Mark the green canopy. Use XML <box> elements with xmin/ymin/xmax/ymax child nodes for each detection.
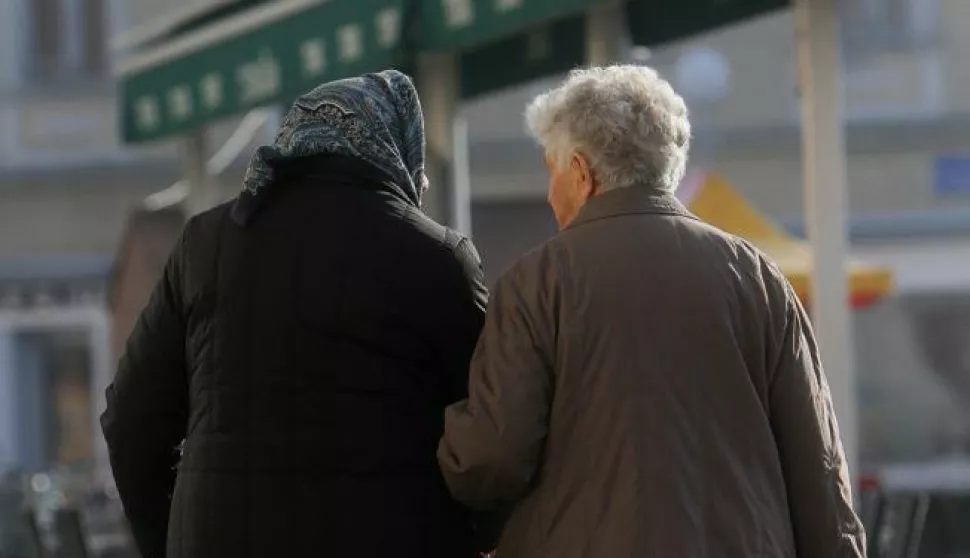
<box><xmin>117</xmin><ymin>0</ymin><xmax>788</xmax><ymax>144</ymax></box>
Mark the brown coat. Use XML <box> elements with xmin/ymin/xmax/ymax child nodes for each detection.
<box><xmin>439</xmin><ymin>187</ymin><xmax>865</xmax><ymax>558</ymax></box>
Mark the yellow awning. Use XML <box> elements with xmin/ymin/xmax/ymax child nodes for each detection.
<box><xmin>681</xmin><ymin>173</ymin><xmax>893</xmax><ymax>308</ymax></box>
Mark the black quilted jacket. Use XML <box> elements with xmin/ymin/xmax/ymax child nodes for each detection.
<box><xmin>101</xmin><ymin>155</ymin><xmax>488</xmax><ymax>558</ymax></box>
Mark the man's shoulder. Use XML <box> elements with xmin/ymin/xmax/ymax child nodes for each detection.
<box><xmin>715</xmin><ymin>227</ymin><xmax>790</xmax><ymax>287</ymax></box>
<box><xmin>493</xmin><ymin>236</ymin><xmax>561</xmax><ymax>295</ymax></box>
<box><xmin>557</xmin><ymin>208</ymin><xmax>792</xmax><ymax>296</ymax></box>
<box><xmin>689</xmin><ymin>221</ymin><xmax>795</xmax><ymax>308</ymax></box>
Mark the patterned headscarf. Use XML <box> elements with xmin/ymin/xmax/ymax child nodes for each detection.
<box><xmin>233</xmin><ymin>70</ymin><xmax>427</xmax><ymax>225</ymax></box>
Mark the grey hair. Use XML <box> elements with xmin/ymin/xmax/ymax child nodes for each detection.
<box><xmin>525</xmin><ymin>65</ymin><xmax>691</xmax><ymax>192</ymax></box>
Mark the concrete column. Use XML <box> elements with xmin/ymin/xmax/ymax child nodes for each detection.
<box><xmin>416</xmin><ymin>52</ymin><xmax>461</xmax><ymax>227</ymax></box>
<box><xmin>585</xmin><ymin>1</ymin><xmax>630</xmax><ymax>66</ymax></box>
<box><xmin>450</xmin><ymin>116</ymin><xmax>473</xmax><ymax>237</ymax></box>
<box><xmin>795</xmin><ymin>0</ymin><xmax>858</xmax><ymax>483</ymax></box>
<box><xmin>181</xmin><ymin>130</ymin><xmax>211</xmax><ymax>217</ymax></box>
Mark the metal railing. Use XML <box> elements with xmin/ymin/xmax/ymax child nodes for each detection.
<box><xmin>864</xmin><ymin>488</ymin><xmax>970</xmax><ymax>558</ymax></box>
<box><xmin>0</xmin><ymin>468</ymin><xmax>136</xmax><ymax>558</ymax></box>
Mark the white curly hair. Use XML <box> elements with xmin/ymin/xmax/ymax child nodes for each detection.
<box><xmin>525</xmin><ymin>65</ymin><xmax>691</xmax><ymax>193</ymax></box>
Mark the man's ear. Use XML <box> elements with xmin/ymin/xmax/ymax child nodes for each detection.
<box><xmin>571</xmin><ymin>152</ymin><xmax>596</xmax><ymax>200</ymax></box>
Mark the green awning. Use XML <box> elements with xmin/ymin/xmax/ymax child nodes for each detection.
<box><xmin>627</xmin><ymin>0</ymin><xmax>787</xmax><ymax>47</ymax></box>
<box><xmin>118</xmin><ymin>0</ymin><xmax>790</xmax><ymax>144</ymax></box>
<box><xmin>119</xmin><ymin>0</ymin><xmax>408</xmax><ymax>143</ymax></box>
<box><xmin>419</xmin><ymin>0</ymin><xmax>604</xmax><ymax>51</ymax></box>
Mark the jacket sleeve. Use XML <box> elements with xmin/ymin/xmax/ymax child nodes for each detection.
<box><xmin>443</xmin><ymin>237</ymin><xmax>489</xmax><ymax>404</ymax></box>
<box><xmin>769</xmin><ymin>288</ymin><xmax>866</xmax><ymax>558</ymax></box>
<box><xmin>445</xmin><ymin>237</ymin><xmax>512</xmax><ymax>551</ymax></box>
<box><xmin>438</xmin><ymin>268</ymin><xmax>552</xmax><ymax>510</ymax></box>
<box><xmin>101</xmin><ymin>229</ymin><xmax>190</xmax><ymax>558</ymax></box>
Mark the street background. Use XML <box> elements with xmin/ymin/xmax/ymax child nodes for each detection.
<box><xmin>1</xmin><ymin>0</ymin><xmax>970</xmax><ymax>556</ymax></box>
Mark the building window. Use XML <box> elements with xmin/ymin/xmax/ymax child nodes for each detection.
<box><xmin>29</xmin><ymin>0</ymin><xmax>62</xmax><ymax>80</ymax></box>
<box><xmin>27</xmin><ymin>0</ymin><xmax>107</xmax><ymax>82</ymax></box>
<box><xmin>841</xmin><ymin>0</ymin><xmax>941</xmax><ymax>58</ymax></box>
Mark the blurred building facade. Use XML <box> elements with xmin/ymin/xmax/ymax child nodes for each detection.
<box><xmin>460</xmin><ymin>0</ymin><xmax>970</xmax><ymax>466</ymax></box>
<box><xmin>2</xmin><ymin>0</ymin><xmax>969</xmax><ymax>476</ymax></box>
<box><xmin>0</xmin><ymin>0</ymin><xmax>169</xmax><ymax>477</ymax></box>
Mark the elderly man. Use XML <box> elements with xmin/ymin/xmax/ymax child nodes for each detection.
<box><xmin>438</xmin><ymin>65</ymin><xmax>865</xmax><ymax>558</ymax></box>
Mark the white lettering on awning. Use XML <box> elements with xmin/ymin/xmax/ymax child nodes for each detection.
<box><xmin>375</xmin><ymin>7</ymin><xmax>402</xmax><ymax>48</ymax></box>
<box><xmin>337</xmin><ymin>24</ymin><xmax>364</xmax><ymax>63</ymax></box>
<box><xmin>200</xmin><ymin>73</ymin><xmax>225</xmax><ymax>110</ymax></box>
<box><xmin>134</xmin><ymin>96</ymin><xmax>160</xmax><ymax>130</ymax></box>
<box><xmin>443</xmin><ymin>0</ymin><xmax>474</xmax><ymax>29</ymax></box>
<box><xmin>495</xmin><ymin>0</ymin><xmax>524</xmax><ymax>13</ymax></box>
<box><xmin>167</xmin><ymin>85</ymin><xmax>193</xmax><ymax>121</ymax></box>
<box><xmin>236</xmin><ymin>50</ymin><xmax>282</xmax><ymax>104</ymax></box>
<box><xmin>300</xmin><ymin>39</ymin><xmax>328</xmax><ymax>77</ymax></box>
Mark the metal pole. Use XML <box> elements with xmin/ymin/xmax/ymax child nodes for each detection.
<box><xmin>416</xmin><ymin>52</ymin><xmax>461</xmax><ymax>228</ymax></box>
<box><xmin>0</xmin><ymin>328</ymin><xmax>16</xmax><ymax>466</ymax></box>
<box><xmin>88</xmin><ymin>309</ymin><xmax>112</xmax><ymax>483</ymax></box>
<box><xmin>586</xmin><ymin>1</ymin><xmax>630</xmax><ymax>66</ymax></box>
<box><xmin>180</xmin><ymin>129</ymin><xmax>211</xmax><ymax>216</ymax></box>
<box><xmin>451</xmin><ymin>116</ymin><xmax>473</xmax><ymax>237</ymax></box>
<box><xmin>794</xmin><ymin>0</ymin><xmax>858</xmax><ymax>481</ymax></box>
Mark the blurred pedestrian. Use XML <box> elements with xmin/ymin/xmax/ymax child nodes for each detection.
<box><xmin>438</xmin><ymin>65</ymin><xmax>866</xmax><ymax>558</ymax></box>
<box><xmin>102</xmin><ymin>70</ymin><xmax>488</xmax><ymax>558</ymax></box>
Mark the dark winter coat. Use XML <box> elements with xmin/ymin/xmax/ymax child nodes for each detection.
<box><xmin>102</xmin><ymin>70</ymin><xmax>488</xmax><ymax>558</ymax></box>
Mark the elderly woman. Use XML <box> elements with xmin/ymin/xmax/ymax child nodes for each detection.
<box><xmin>438</xmin><ymin>65</ymin><xmax>865</xmax><ymax>558</ymax></box>
<box><xmin>102</xmin><ymin>71</ymin><xmax>487</xmax><ymax>558</ymax></box>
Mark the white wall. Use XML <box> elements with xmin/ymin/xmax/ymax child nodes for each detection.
<box><xmin>856</xmin><ymin>238</ymin><xmax>970</xmax><ymax>294</ymax></box>
<box><xmin>941</xmin><ymin>0</ymin><xmax>970</xmax><ymax>114</ymax></box>
<box><xmin>716</xmin><ymin>149</ymin><xmax>965</xmax><ymax>219</ymax></box>
<box><xmin>0</xmin><ymin>177</ymin><xmax>167</xmax><ymax>258</ymax></box>
<box><xmin>467</xmin><ymin>146</ymin><xmax>970</xmax><ymax>218</ymax></box>
<box><xmin>856</xmin><ymin>299</ymin><xmax>970</xmax><ymax>463</ymax></box>
<box><xmin>112</xmin><ymin>0</ymin><xmax>216</xmax><ymax>35</ymax></box>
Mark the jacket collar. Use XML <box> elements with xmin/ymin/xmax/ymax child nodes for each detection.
<box><xmin>231</xmin><ymin>153</ymin><xmax>414</xmax><ymax>227</ymax></box>
<box><xmin>567</xmin><ymin>186</ymin><xmax>697</xmax><ymax>230</ymax></box>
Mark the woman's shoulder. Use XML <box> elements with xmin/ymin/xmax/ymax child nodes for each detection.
<box><xmin>176</xmin><ymin>201</ymin><xmax>233</xmax><ymax>277</ymax></box>
<box><xmin>395</xmin><ymin>203</ymin><xmax>472</xmax><ymax>252</ymax></box>
<box><xmin>184</xmin><ymin>200</ymin><xmax>233</xmax><ymax>237</ymax></box>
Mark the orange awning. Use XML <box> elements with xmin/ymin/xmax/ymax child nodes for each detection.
<box><xmin>678</xmin><ymin>172</ymin><xmax>893</xmax><ymax>309</ymax></box>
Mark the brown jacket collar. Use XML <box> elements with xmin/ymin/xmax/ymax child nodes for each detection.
<box><xmin>567</xmin><ymin>186</ymin><xmax>697</xmax><ymax>230</ymax></box>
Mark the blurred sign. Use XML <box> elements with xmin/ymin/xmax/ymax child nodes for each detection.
<box><xmin>420</xmin><ymin>0</ymin><xmax>603</xmax><ymax>51</ymax></box>
<box><xmin>934</xmin><ymin>155</ymin><xmax>970</xmax><ymax>197</ymax></box>
<box><xmin>460</xmin><ymin>15</ymin><xmax>585</xmax><ymax>99</ymax></box>
<box><xmin>120</xmin><ymin>0</ymin><xmax>407</xmax><ymax>143</ymax></box>
<box><xmin>627</xmin><ymin>0</ymin><xmax>786</xmax><ymax>47</ymax></box>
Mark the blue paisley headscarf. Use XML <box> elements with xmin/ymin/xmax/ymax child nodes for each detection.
<box><xmin>232</xmin><ymin>70</ymin><xmax>427</xmax><ymax>225</ymax></box>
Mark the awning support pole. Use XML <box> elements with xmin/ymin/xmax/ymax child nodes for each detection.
<box><xmin>795</xmin><ymin>0</ymin><xmax>859</xmax><ymax>483</ymax></box>
<box><xmin>181</xmin><ymin>129</ymin><xmax>211</xmax><ymax>216</ymax></box>
<box><xmin>451</xmin><ymin>116</ymin><xmax>473</xmax><ymax>237</ymax></box>
<box><xmin>417</xmin><ymin>53</ymin><xmax>466</xmax><ymax>231</ymax></box>
<box><xmin>586</xmin><ymin>1</ymin><xmax>630</xmax><ymax>65</ymax></box>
